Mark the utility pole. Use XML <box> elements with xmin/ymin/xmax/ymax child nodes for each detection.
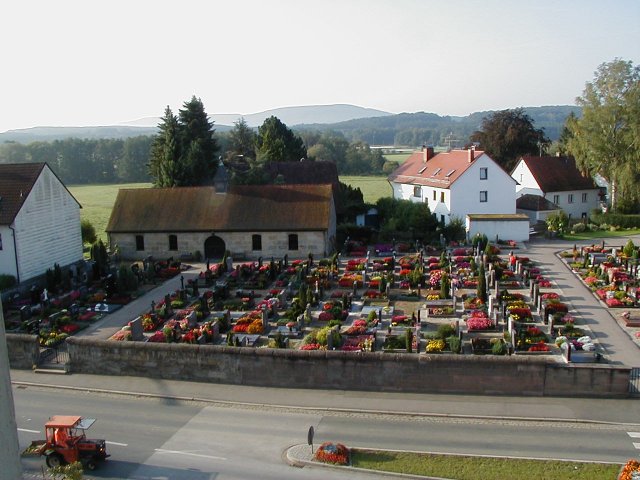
<box><xmin>0</xmin><ymin>299</ymin><xmax>22</xmax><ymax>478</ymax></box>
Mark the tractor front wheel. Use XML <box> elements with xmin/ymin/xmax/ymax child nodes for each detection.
<box><xmin>85</xmin><ymin>459</ymin><xmax>97</xmax><ymax>471</ymax></box>
<box><xmin>46</xmin><ymin>453</ymin><xmax>64</xmax><ymax>468</ymax></box>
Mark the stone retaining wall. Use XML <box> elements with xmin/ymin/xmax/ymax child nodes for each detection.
<box><xmin>6</xmin><ymin>334</ymin><xmax>39</xmax><ymax>369</ymax></box>
<box><xmin>65</xmin><ymin>337</ymin><xmax>631</xmax><ymax>398</ymax></box>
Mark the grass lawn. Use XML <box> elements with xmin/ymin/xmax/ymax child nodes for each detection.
<box><xmin>561</xmin><ymin>228</ymin><xmax>640</xmax><ymax>242</ymax></box>
<box><xmin>69</xmin><ymin>183</ymin><xmax>152</xmax><ymax>241</ymax></box>
<box><xmin>351</xmin><ymin>450</ymin><xmax>621</xmax><ymax>480</ymax></box>
<box><xmin>339</xmin><ymin>175</ymin><xmax>391</xmax><ymax>204</ymax></box>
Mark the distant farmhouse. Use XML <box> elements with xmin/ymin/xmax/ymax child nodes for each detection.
<box><xmin>387</xmin><ymin>147</ymin><xmax>529</xmax><ymax>241</ymax></box>
<box><xmin>0</xmin><ymin>163</ymin><xmax>82</xmax><ymax>283</ymax></box>
<box><xmin>107</xmin><ymin>183</ymin><xmax>336</xmax><ymax>261</ymax></box>
<box><xmin>511</xmin><ymin>155</ymin><xmax>603</xmax><ymax>222</ymax></box>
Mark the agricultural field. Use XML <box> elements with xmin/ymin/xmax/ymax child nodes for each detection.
<box><xmin>340</xmin><ymin>175</ymin><xmax>392</xmax><ymax>204</ymax></box>
<box><xmin>383</xmin><ymin>152</ymin><xmax>412</xmax><ymax>164</ymax></box>
<box><xmin>69</xmin><ymin>183</ymin><xmax>151</xmax><ymax>241</ymax></box>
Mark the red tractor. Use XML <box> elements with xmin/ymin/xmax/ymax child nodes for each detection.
<box><xmin>24</xmin><ymin>415</ymin><xmax>109</xmax><ymax>470</ymax></box>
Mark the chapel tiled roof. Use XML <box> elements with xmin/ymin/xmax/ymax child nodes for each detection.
<box><xmin>516</xmin><ymin>194</ymin><xmax>559</xmax><ymax>212</ymax></box>
<box><xmin>387</xmin><ymin>149</ymin><xmax>484</xmax><ymax>188</ymax></box>
<box><xmin>518</xmin><ymin>156</ymin><xmax>598</xmax><ymax>192</ymax></box>
<box><xmin>0</xmin><ymin>162</ymin><xmax>46</xmax><ymax>225</ymax></box>
<box><xmin>106</xmin><ymin>184</ymin><xmax>333</xmax><ymax>233</ymax></box>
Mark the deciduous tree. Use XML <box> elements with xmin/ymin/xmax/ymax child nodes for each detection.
<box><xmin>565</xmin><ymin>59</ymin><xmax>640</xmax><ymax>212</ymax></box>
<box><xmin>470</xmin><ymin>108</ymin><xmax>549</xmax><ymax>172</ymax></box>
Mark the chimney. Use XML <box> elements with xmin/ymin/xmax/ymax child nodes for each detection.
<box><xmin>422</xmin><ymin>145</ymin><xmax>434</xmax><ymax>163</ymax></box>
<box><xmin>468</xmin><ymin>145</ymin><xmax>475</xmax><ymax>163</ymax></box>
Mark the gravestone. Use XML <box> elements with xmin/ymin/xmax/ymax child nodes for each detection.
<box><xmin>186</xmin><ymin>310</ymin><xmax>197</xmax><ymax>327</ymax></box>
<box><xmin>129</xmin><ymin>316</ymin><xmax>144</xmax><ymax>341</ymax></box>
<box><xmin>226</xmin><ymin>256</ymin><xmax>234</xmax><ymax>272</ymax></box>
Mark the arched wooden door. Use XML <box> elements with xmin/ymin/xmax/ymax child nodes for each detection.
<box><xmin>204</xmin><ymin>235</ymin><xmax>226</xmax><ymax>260</ymax></box>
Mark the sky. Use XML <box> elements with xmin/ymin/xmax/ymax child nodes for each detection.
<box><xmin>1</xmin><ymin>0</ymin><xmax>639</xmax><ymax>132</ymax></box>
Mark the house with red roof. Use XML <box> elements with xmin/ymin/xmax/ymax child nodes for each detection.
<box><xmin>511</xmin><ymin>155</ymin><xmax>603</xmax><ymax>222</ymax></box>
<box><xmin>0</xmin><ymin>163</ymin><xmax>82</xmax><ymax>283</ymax></box>
<box><xmin>388</xmin><ymin>147</ymin><xmax>528</xmax><ymax>241</ymax></box>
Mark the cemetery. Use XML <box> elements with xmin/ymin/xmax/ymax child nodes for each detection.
<box><xmin>4</xmin><ymin>235</ymin><xmax>634</xmax><ymax>396</ymax></box>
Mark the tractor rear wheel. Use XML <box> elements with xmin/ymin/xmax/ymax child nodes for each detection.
<box><xmin>85</xmin><ymin>459</ymin><xmax>97</xmax><ymax>471</ymax></box>
<box><xmin>46</xmin><ymin>453</ymin><xmax>64</xmax><ymax>468</ymax></box>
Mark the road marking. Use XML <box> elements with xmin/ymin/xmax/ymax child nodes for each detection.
<box><xmin>154</xmin><ymin>448</ymin><xmax>226</xmax><ymax>461</ymax></box>
<box><xmin>106</xmin><ymin>441</ymin><xmax>128</xmax><ymax>446</ymax></box>
<box><xmin>628</xmin><ymin>432</ymin><xmax>640</xmax><ymax>438</ymax></box>
<box><xmin>18</xmin><ymin>428</ymin><xmax>40</xmax><ymax>434</ymax></box>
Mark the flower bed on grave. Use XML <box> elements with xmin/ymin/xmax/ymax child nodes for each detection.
<box><xmin>398</xmin><ymin>255</ymin><xmax>419</xmax><ymax>270</ymax></box>
<box><xmin>506</xmin><ymin>302</ymin><xmax>533</xmax><ymax>323</ymax></box>
<box><xmin>345</xmin><ymin>258</ymin><xmax>366</xmax><ymax>272</ymax></box>
<box><xmin>515</xmin><ymin>326</ymin><xmax>548</xmax><ymax>351</ymax></box>
<box><xmin>466</xmin><ymin>311</ymin><xmax>494</xmax><ymax>331</ymax></box>
<box><xmin>232</xmin><ymin>310</ymin><xmax>263</xmax><ymax>334</ymax></box>
<box><xmin>300</xmin><ymin>326</ymin><xmax>341</xmax><ymax>350</ymax></box>
<box><xmin>463</xmin><ymin>295</ymin><xmax>485</xmax><ymax>311</ymax></box>
<box><xmin>340</xmin><ymin>334</ymin><xmax>374</xmax><ymax>352</ymax></box>
<box><xmin>338</xmin><ymin>273</ymin><xmax>363</xmax><ymax>288</ymax></box>
<box><xmin>371</xmin><ymin>257</ymin><xmax>393</xmax><ymax>271</ymax></box>
<box><xmin>471</xmin><ymin>337</ymin><xmax>505</xmax><ymax>355</ymax></box>
<box><xmin>427</xmin><ymin>306</ymin><xmax>455</xmax><ymax>317</ymax></box>
<box><xmin>428</xmin><ymin>269</ymin><xmax>444</xmax><ymax>288</ymax></box>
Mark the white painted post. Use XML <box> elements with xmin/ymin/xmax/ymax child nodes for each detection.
<box><xmin>0</xmin><ymin>299</ymin><xmax>22</xmax><ymax>478</ymax></box>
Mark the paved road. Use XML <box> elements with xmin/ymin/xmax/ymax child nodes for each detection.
<box><xmin>522</xmin><ymin>236</ymin><xmax>640</xmax><ymax>367</ymax></box>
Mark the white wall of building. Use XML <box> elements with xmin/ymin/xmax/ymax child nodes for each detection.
<box><xmin>0</xmin><ymin>226</ymin><xmax>18</xmax><ymax>280</ymax></box>
<box><xmin>450</xmin><ymin>154</ymin><xmax>517</xmax><ymax>222</ymax></box>
<box><xmin>466</xmin><ymin>217</ymin><xmax>530</xmax><ymax>242</ymax></box>
<box><xmin>12</xmin><ymin>166</ymin><xmax>82</xmax><ymax>281</ymax></box>
<box><xmin>543</xmin><ymin>190</ymin><xmax>600</xmax><ymax>221</ymax></box>
<box><xmin>511</xmin><ymin>159</ymin><xmax>540</xmax><ymax>195</ymax></box>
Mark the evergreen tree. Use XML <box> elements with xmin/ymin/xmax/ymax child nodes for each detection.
<box><xmin>149</xmin><ymin>97</ymin><xmax>219</xmax><ymax>187</ymax></box>
<box><xmin>256</xmin><ymin>116</ymin><xmax>307</xmax><ymax>162</ymax></box>
<box><xmin>477</xmin><ymin>264</ymin><xmax>487</xmax><ymax>303</ymax></box>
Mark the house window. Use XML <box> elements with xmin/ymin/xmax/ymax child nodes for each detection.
<box><xmin>440</xmin><ymin>214</ymin><xmax>445</xmax><ymax>224</ymax></box>
<box><xmin>581</xmin><ymin>212</ymin><xmax>588</xmax><ymax>219</ymax></box>
<box><xmin>0</xmin><ymin>233</ymin><xmax>2</xmax><ymax>250</ymax></box>
<box><xmin>568</xmin><ymin>194</ymin><xmax>574</xmax><ymax>204</ymax></box>
<box><xmin>288</xmin><ymin>234</ymin><xmax>299</xmax><ymax>251</ymax></box>
<box><xmin>480</xmin><ymin>167</ymin><xmax>488</xmax><ymax>180</ymax></box>
<box><xmin>433</xmin><ymin>190</ymin><xmax>436</xmax><ymax>201</ymax></box>
<box><xmin>168</xmin><ymin>234</ymin><xmax>178</xmax><ymax>251</ymax></box>
<box><xmin>252</xmin><ymin>234</ymin><xmax>262</xmax><ymax>251</ymax></box>
<box><xmin>440</xmin><ymin>191</ymin><xmax>445</xmax><ymax>202</ymax></box>
<box><xmin>582</xmin><ymin>193</ymin><xmax>588</xmax><ymax>203</ymax></box>
<box><xmin>480</xmin><ymin>191</ymin><xmax>488</xmax><ymax>202</ymax></box>
<box><xmin>413</xmin><ymin>186</ymin><xmax>421</xmax><ymax>197</ymax></box>
<box><xmin>135</xmin><ymin>235</ymin><xmax>144</xmax><ymax>251</ymax></box>
<box><xmin>553</xmin><ymin>194</ymin><xmax>560</xmax><ymax>205</ymax></box>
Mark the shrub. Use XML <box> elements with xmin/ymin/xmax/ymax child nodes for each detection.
<box><xmin>0</xmin><ymin>274</ymin><xmax>17</xmax><ymax>291</ymax></box>
<box><xmin>447</xmin><ymin>335</ymin><xmax>461</xmax><ymax>353</ymax></box>
<box><xmin>437</xmin><ymin>323</ymin><xmax>456</xmax><ymax>339</ymax></box>
<box><xmin>571</xmin><ymin>222</ymin><xmax>586</xmax><ymax>233</ymax></box>
<box><xmin>491</xmin><ymin>338</ymin><xmax>507</xmax><ymax>355</ymax></box>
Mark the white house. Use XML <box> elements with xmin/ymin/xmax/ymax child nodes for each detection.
<box><xmin>388</xmin><ymin>146</ymin><xmax>517</xmax><ymax>216</ymax></box>
<box><xmin>511</xmin><ymin>156</ymin><xmax>602</xmax><ymax>221</ymax></box>
<box><xmin>0</xmin><ymin>163</ymin><xmax>83</xmax><ymax>283</ymax></box>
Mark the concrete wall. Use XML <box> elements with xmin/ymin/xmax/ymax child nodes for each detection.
<box><xmin>6</xmin><ymin>334</ymin><xmax>39</xmax><ymax>369</ymax></box>
<box><xmin>64</xmin><ymin>338</ymin><xmax>631</xmax><ymax>398</ymax></box>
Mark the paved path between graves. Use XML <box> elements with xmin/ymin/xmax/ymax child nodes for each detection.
<box><xmin>77</xmin><ymin>263</ymin><xmax>207</xmax><ymax>340</ymax></box>
<box><xmin>521</xmin><ymin>235</ymin><xmax>640</xmax><ymax>368</ymax></box>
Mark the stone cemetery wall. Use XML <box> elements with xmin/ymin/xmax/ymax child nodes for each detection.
<box><xmin>65</xmin><ymin>338</ymin><xmax>631</xmax><ymax>398</ymax></box>
<box><xmin>112</xmin><ymin>230</ymin><xmax>329</xmax><ymax>261</ymax></box>
<box><xmin>6</xmin><ymin>333</ymin><xmax>40</xmax><ymax>369</ymax></box>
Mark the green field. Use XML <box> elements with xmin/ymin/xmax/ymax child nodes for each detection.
<box><xmin>69</xmin><ymin>183</ymin><xmax>151</xmax><ymax>241</ymax></box>
<box><xmin>340</xmin><ymin>175</ymin><xmax>392</xmax><ymax>204</ymax></box>
<box><xmin>383</xmin><ymin>152</ymin><xmax>412</xmax><ymax>164</ymax></box>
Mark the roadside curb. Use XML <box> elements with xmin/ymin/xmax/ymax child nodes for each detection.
<box><xmin>12</xmin><ymin>379</ymin><xmax>640</xmax><ymax>427</ymax></box>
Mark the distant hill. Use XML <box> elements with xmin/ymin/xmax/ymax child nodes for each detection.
<box><xmin>0</xmin><ymin>104</ymin><xmax>579</xmax><ymax>145</ymax></box>
<box><xmin>120</xmin><ymin>104</ymin><xmax>392</xmax><ymax>128</ymax></box>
